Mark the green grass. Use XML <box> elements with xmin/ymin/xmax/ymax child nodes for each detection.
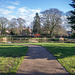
<box><xmin>28</xmin><ymin>43</ymin><xmax>75</xmax><ymax>75</ymax></box>
<box><xmin>0</xmin><ymin>44</ymin><xmax>28</xmax><ymax>75</ymax></box>
<box><xmin>0</xmin><ymin>43</ymin><xmax>75</xmax><ymax>75</ymax></box>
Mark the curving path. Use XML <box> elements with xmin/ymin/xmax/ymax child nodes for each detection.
<box><xmin>16</xmin><ymin>44</ymin><xmax>69</xmax><ymax>75</ymax></box>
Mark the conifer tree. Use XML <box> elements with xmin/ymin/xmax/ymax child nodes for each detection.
<box><xmin>68</xmin><ymin>0</ymin><xmax>75</xmax><ymax>37</ymax></box>
<box><xmin>33</xmin><ymin>13</ymin><xmax>41</xmax><ymax>34</ymax></box>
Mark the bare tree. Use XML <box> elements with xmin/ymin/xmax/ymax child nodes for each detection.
<box><xmin>8</xmin><ymin>18</ymin><xmax>19</xmax><ymax>35</ymax></box>
<box><xmin>41</xmin><ymin>8</ymin><xmax>64</xmax><ymax>37</ymax></box>
<box><xmin>17</xmin><ymin>18</ymin><xmax>26</xmax><ymax>35</ymax></box>
<box><xmin>8</xmin><ymin>18</ymin><xmax>26</xmax><ymax>35</ymax></box>
<box><xmin>0</xmin><ymin>17</ymin><xmax>8</xmax><ymax>35</ymax></box>
<box><xmin>8</xmin><ymin>18</ymin><xmax>17</xmax><ymax>28</ymax></box>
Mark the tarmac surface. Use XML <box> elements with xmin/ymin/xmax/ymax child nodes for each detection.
<box><xmin>16</xmin><ymin>44</ymin><xmax>69</xmax><ymax>75</ymax></box>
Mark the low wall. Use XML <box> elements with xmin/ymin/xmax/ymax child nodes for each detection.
<box><xmin>0</xmin><ymin>37</ymin><xmax>75</xmax><ymax>43</ymax></box>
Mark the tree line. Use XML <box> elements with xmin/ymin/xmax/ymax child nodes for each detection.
<box><xmin>0</xmin><ymin>9</ymin><xmax>70</xmax><ymax>37</ymax></box>
<box><xmin>0</xmin><ymin>0</ymin><xmax>75</xmax><ymax>38</ymax></box>
<box><xmin>0</xmin><ymin>18</ymin><xmax>26</xmax><ymax>35</ymax></box>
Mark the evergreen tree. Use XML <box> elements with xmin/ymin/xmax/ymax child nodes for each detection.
<box><xmin>33</xmin><ymin>13</ymin><xmax>41</xmax><ymax>34</ymax></box>
<box><xmin>68</xmin><ymin>0</ymin><xmax>75</xmax><ymax>37</ymax></box>
<box><xmin>0</xmin><ymin>24</ymin><xmax>1</xmax><ymax>35</ymax></box>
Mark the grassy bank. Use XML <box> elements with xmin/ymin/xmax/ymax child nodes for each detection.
<box><xmin>28</xmin><ymin>43</ymin><xmax>75</xmax><ymax>75</ymax></box>
<box><xmin>0</xmin><ymin>44</ymin><xmax>28</xmax><ymax>75</ymax></box>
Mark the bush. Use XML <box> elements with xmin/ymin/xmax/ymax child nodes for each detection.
<box><xmin>71</xmin><ymin>33</ymin><xmax>75</xmax><ymax>38</ymax></box>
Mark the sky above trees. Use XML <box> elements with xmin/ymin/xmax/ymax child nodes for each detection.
<box><xmin>0</xmin><ymin>0</ymin><xmax>73</xmax><ymax>26</ymax></box>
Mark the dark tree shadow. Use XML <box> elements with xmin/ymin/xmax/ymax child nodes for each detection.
<box><xmin>0</xmin><ymin>72</ymin><xmax>69</xmax><ymax>75</ymax></box>
<box><xmin>0</xmin><ymin>45</ymin><xmax>28</xmax><ymax>57</ymax></box>
<box><xmin>45</xmin><ymin>45</ymin><xmax>75</xmax><ymax>59</ymax></box>
<box><xmin>0</xmin><ymin>44</ymin><xmax>75</xmax><ymax>59</ymax></box>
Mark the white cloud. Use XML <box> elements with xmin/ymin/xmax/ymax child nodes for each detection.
<box><xmin>0</xmin><ymin>6</ymin><xmax>41</xmax><ymax>26</ymax></box>
<box><xmin>18</xmin><ymin>7</ymin><xmax>41</xmax><ymax>26</ymax></box>
<box><xmin>12</xmin><ymin>2</ymin><xmax>19</xmax><ymax>5</ymax></box>
<box><xmin>61</xmin><ymin>15</ymin><xmax>67</xmax><ymax>24</ymax></box>
<box><xmin>29</xmin><ymin>9</ymin><xmax>41</xmax><ymax>13</ymax></box>
<box><xmin>6</xmin><ymin>1</ymin><xmax>20</xmax><ymax>5</ymax></box>
<box><xmin>18</xmin><ymin>7</ymin><xmax>28</xmax><ymax>13</ymax></box>
<box><xmin>6</xmin><ymin>6</ymin><xmax>16</xmax><ymax>10</ymax></box>
<box><xmin>5</xmin><ymin>15</ymin><xmax>17</xmax><ymax>20</ymax></box>
<box><xmin>0</xmin><ymin>8</ymin><xmax>12</xmax><ymax>15</ymax></box>
<box><xmin>61</xmin><ymin>15</ymin><xmax>67</xmax><ymax>20</ymax></box>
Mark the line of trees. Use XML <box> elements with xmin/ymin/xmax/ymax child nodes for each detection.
<box><xmin>0</xmin><ymin>17</ymin><xmax>26</xmax><ymax>35</ymax></box>
<box><xmin>0</xmin><ymin>0</ymin><xmax>74</xmax><ymax>38</ymax></box>
<box><xmin>0</xmin><ymin>9</ymin><xmax>70</xmax><ymax>37</ymax></box>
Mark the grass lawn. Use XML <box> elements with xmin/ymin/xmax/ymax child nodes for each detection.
<box><xmin>0</xmin><ymin>44</ymin><xmax>28</xmax><ymax>75</ymax></box>
<box><xmin>28</xmin><ymin>43</ymin><xmax>75</xmax><ymax>75</ymax></box>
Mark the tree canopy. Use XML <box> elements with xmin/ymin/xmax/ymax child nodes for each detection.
<box><xmin>41</xmin><ymin>8</ymin><xmax>65</xmax><ymax>37</ymax></box>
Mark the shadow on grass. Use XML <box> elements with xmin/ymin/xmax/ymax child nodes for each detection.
<box><xmin>0</xmin><ymin>45</ymin><xmax>28</xmax><ymax>57</ymax></box>
<box><xmin>0</xmin><ymin>44</ymin><xmax>75</xmax><ymax>59</ymax></box>
<box><xmin>45</xmin><ymin>46</ymin><xmax>75</xmax><ymax>59</ymax></box>
<box><xmin>0</xmin><ymin>72</ymin><xmax>69</xmax><ymax>75</ymax></box>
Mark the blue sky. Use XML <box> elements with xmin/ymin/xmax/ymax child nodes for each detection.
<box><xmin>0</xmin><ymin>0</ymin><xmax>73</xmax><ymax>26</ymax></box>
<box><xmin>20</xmin><ymin>0</ymin><xmax>72</xmax><ymax>12</ymax></box>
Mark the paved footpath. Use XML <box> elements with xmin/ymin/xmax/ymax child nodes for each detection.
<box><xmin>16</xmin><ymin>44</ymin><xmax>69</xmax><ymax>75</ymax></box>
